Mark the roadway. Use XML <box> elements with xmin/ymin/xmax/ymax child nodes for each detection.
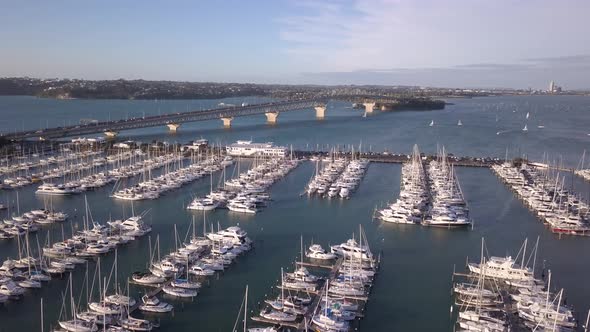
<box><xmin>1</xmin><ymin>99</ymin><xmax>323</xmax><ymax>140</ymax></box>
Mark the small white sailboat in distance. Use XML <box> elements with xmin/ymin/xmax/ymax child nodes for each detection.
<box><xmin>526</xmin><ymin>112</ymin><xmax>530</xmax><ymax>119</ymax></box>
<box><xmin>457</xmin><ymin>120</ymin><xmax>463</xmax><ymax>126</ymax></box>
<box><xmin>522</xmin><ymin>124</ymin><xmax>528</xmax><ymax>132</ymax></box>
<box><xmin>429</xmin><ymin>120</ymin><xmax>434</xmax><ymax>127</ymax></box>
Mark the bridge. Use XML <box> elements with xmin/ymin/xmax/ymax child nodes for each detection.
<box><xmin>0</xmin><ymin>95</ymin><xmax>402</xmax><ymax>140</ymax></box>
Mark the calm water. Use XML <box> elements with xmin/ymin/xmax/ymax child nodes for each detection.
<box><xmin>0</xmin><ymin>95</ymin><xmax>590</xmax><ymax>331</ymax></box>
<box><xmin>1</xmin><ymin>95</ymin><xmax>589</xmax><ymax>166</ymax></box>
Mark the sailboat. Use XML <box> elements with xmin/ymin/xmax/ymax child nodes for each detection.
<box><xmin>311</xmin><ymin>280</ymin><xmax>349</xmax><ymax>332</ymax></box>
<box><xmin>59</xmin><ymin>274</ymin><xmax>98</xmax><ymax>332</ymax></box>
<box><xmin>457</xmin><ymin>120</ymin><xmax>463</xmax><ymax>126</ymax></box>
<box><xmin>429</xmin><ymin>120</ymin><xmax>434</xmax><ymax>127</ymax></box>
<box><xmin>234</xmin><ymin>285</ymin><xmax>278</xmax><ymax>332</ymax></box>
<box><xmin>526</xmin><ymin>112</ymin><xmax>530</xmax><ymax>119</ymax></box>
<box><xmin>523</xmin><ymin>124</ymin><xmax>528</xmax><ymax>132</ymax></box>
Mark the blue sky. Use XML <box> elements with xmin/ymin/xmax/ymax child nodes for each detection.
<box><xmin>1</xmin><ymin>0</ymin><xmax>589</xmax><ymax>88</ymax></box>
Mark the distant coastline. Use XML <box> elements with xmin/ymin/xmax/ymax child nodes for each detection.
<box><xmin>1</xmin><ymin>77</ymin><xmax>588</xmax><ymax>102</ymax></box>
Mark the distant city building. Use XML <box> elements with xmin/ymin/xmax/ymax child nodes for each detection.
<box><xmin>548</xmin><ymin>80</ymin><xmax>562</xmax><ymax>94</ymax></box>
<box><xmin>226</xmin><ymin>140</ymin><xmax>287</xmax><ymax>157</ymax></box>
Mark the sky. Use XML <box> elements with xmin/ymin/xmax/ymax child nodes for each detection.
<box><xmin>1</xmin><ymin>0</ymin><xmax>589</xmax><ymax>89</ymax></box>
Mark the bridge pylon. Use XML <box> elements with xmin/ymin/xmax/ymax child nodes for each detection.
<box><xmin>265</xmin><ymin>112</ymin><xmax>279</xmax><ymax>124</ymax></box>
<box><xmin>166</xmin><ymin>123</ymin><xmax>181</xmax><ymax>132</ymax></box>
<box><xmin>314</xmin><ymin>106</ymin><xmax>326</xmax><ymax>119</ymax></box>
<box><xmin>104</xmin><ymin>131</ymin><xmax>118</xmax><ymax>138</ymax></box>
<box><xmin>363</xmin><ymin>102</ymin><xmax>376</xmax><ymax>113</ymax></box>
<box><xmin>221</xmin><ymin>117</ymin><xmax>234</xmax><ymax>128</ymax></box>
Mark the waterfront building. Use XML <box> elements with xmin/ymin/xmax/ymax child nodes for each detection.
<box><xmin>226</xmin><ymin>140</ymin><xmax>287</xmax><ymax>157</ymax></box>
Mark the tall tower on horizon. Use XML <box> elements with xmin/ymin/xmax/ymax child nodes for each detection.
<box><xmin>549</xmin><ymin>81</ymin><xmax>555</xmax><ymax>93</ymax></box>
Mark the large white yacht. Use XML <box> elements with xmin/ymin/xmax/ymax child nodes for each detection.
<box><xmin>186</xmin><ymin>197</ymin><xmax>220</xmax><ymax>211</ymax></box>
<box><xmin>306</xmin><ymin>244</ymin><xmax>337</xmax><ymax>260</ymax></box>
<box><xmin>330</xmin><ymin>238</ymin><xmax>373</xmax><ymax>261</ymax></box>
<box><xmin>36</xmin><ymin>183</ymin><xmax>78</xmax><ymax>195</ymax></box>
<box><xmin>468</xmin><ymin>256</ymin><xmax>535</xmax><ymax>281</ymax></box>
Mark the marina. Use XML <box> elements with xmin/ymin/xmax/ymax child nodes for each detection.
<box><xmin>2</xmin><ymin>149</ymin><xmax>105</xmax><ymax>189</ymax></box>
<box><xmin>187</xmin><ymin>153</ymin><xmax>300</xmax><ymax>214</ymax></box>
<box><xmin>2</xmin><ymin>0</ymin><xmax>590</xmax><ymax>327</ymax></box>
<box><xmin>375</xmin><ymin>145</ymin><xmax>471</xmax><ymax>228</ymax></box>
<box><xmin>452</xmin><ymin>238</ymin><xmax>581</xmax><ymax>331</ymax></box>
<box><xmin>112</xmin><ymin>152</ymin><xmax>232</xmax><ymax>201</ymax></box>
<box><xmin>305</xmin><ymin>151</ymin><xmax>369</xmax><ymax>199</ymax></box>
<box><xmin>492</xmin><ymin>162</ymin><xmax>590</xmax><ymax>236</ymax></box>
<box><xmin>251</xmin><ymin>228</ymin><xmax>378</xmax><ymax>331</ymax></box>
<box><xmin>0</xmin><ymin>95</ymin><xmax>589</xmax><ymax>331</ymax></box>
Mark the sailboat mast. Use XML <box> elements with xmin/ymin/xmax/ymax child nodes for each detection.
<box><xmin>243</xmin><ymin>285</ymin><xmax>248</xmax><ymax>332</ymax></box>
<box><xmin>300</xmin><ymin>235</ymin><xmax>303</xmax><ymax>265</ymax></box>
<box><xmin>40</xmin><ymin>297</ymin><xmax>44</xmax><ymax>332</ymax></box>
<box><xmin>521</xmin><ymin>238</ymin><xmax>527</xmax><ymax>268</ymax></box>
<box><xmin>281</xmin><ymin>268</ymin><xmax>284</xmax><ymax>301</ymax></box>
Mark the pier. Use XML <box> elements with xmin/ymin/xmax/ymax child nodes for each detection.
<box><xmin>252</xmin><ymin>253</ymin><xmax>376</xmax><ymax>331</ymax></box>
<box><xmin>252</xmin><ymin>258</ymin><xmax>346</xmax><ymax>330</ymax></box>
<box><xmin>292</xmin><ymin>150</ymin><xmax>503</xmax><ymax>168</ymax></box>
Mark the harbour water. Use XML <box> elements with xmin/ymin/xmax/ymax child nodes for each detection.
<box><xmin>1</xmin><ymin>95</ymin><xmax>589</xmax><ymax>167</ymax></box>
<box><xmin>0</xmin><ymin>95</ymin><xmax>590</xmax><ymax>331</ymax></box>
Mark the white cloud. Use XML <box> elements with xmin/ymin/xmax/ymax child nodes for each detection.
<box><xmin>278</xmin><ymin>0</ymin><xmax>590</xmax><ymax>76</ymax></box>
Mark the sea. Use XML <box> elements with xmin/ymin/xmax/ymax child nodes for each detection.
<box><xmin>0</xmin><ymin>95</ymin><xmax>589</xmax><ymax>331</ymax></box>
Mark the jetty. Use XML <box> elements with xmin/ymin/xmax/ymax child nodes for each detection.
<box><xmin>252</xmin><ymin>239</ymin><xmax>379</xmax><ymax>331</ymax></box>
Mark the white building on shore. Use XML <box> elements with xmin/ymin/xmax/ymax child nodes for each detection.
<box><xmin>226</xmin><ymin>140</ymin><xmax>287</xmax><ymax>157</ymax></box>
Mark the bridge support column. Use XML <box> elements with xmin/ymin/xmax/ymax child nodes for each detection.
<box><xmin>265</xmin><ymin>111</ymin><xmax>279</xmax><ymax>124</ymax></box>
<box><xmin>166</xmin><ymin>123</ymin><xmax>181</xmax><ymax>132</ymax></box>
<box><xmin>314</xmin><ymin>106</ymin><xmax>326</xmax><ymax>119</ymax></box>
<box><xmin>104</xmin><ymin>131</ymin><xmax>118</xmax><ymax>138</ymax></box>
<box><xmin>363</xmin><ymin>102</ymin><xmax>376</xmax><ymax>113</ymax></box>
<box><xmin>221</xmin><ymin>117</ymin><xmax>233</xmax><ymax>128</ymax></box>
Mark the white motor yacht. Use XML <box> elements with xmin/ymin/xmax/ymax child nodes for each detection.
<box><xmin>119</xmin><ymin>317</ymin><xmax>154</xmax><ymax>331</ymax></box>
<box><xmin>468</xmin><ymin>256</ymin><xmax>535</xmax><ymax>281</ymax></box>
<box><xmin>259</xmin><ymin>308</ymin><xmax>297</xmax><ymax>322</ymax></box>
<box><xmin>105</xmin><ymin>293</ymin><xmax>136</xmax><ymax>307</ymax></box>
<box><xmin>186</xmin><ymin>197</ymin><xmax>220</xmax><ymax>211</ymax></box>
<box><xmin>227</xmin><ymin>201</ymin><xmax>257</xmax><ymax>214</ymax></box>
<box><xmin>138</xmin><ymin>295</ymin><xmax>173</xmax><ymax>313</ymax></box>
<box><xmin>188</xmin><ymin>263</ymin><xmax>216</xmax><ymax>276</ymax></box>
<box><xmin>306</xmin><ymin>244</ymin><xmax>337</xmax><ymax>260</ymax></box>
<box><xmin>162</xmin><ymin>284</ymin><xmax>198</xmax><ymax>298</ymax></box>
<box><xmin>330</xmin><ymin>238</ymin><xmax>373</xmax><ymax>261</ymax></box>
<box><xmin>132</xmin><ymin>272</ymin><xmax>166</xmax><ymax>285</ymax></box>
<box><xmin>170</xmin><ymin>278</ymin><xmax>201</xmax><ymax>289</ymax></box>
